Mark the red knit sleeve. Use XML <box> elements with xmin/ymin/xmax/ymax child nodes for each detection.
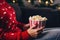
<box><xmin>0</xmin><ymin>3</ymin><xmax>31</xmax><ymax>40</ymax></box>
<box><xmin>22</xmin><ymin>31</ymin><xmax>30</xmax><ymax>40</ymax></box>
<box><xmin>16</xmin><ymin>27</ymin><xmax>30</xmax><ymax>40</ymax></box>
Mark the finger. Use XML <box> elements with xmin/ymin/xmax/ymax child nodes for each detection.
<box><xmin>30</xmin><ymin>25</ymin><xmax>36</xmax><ymax>29</ymax></box>
<box><xmin>36</xmin><ymin>27</ymin><xmax>44</xmax><ymax>31</ymax></box>
<box><xmin>41</xmin><ymin>26</ymin><xmax>45</xmax><ymax>28</ymax></box>
<box><xmin>25</xmin><ymin>23</ymin><xmax>30</xmax><ymax>27</ymax></box>
<box><xmin>27</xmin><ymin>23</ymin><xmax>30</xmax><ymax>26</ymax></box>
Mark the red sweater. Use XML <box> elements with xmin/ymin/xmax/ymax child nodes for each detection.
<box><xmin>0</xmin><ymin>1</ymin><xmax>30</xmax><ymax>40</ymax></box>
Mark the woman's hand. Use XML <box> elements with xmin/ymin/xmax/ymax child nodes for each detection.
<box><xmin>27</xmin><ymin>25</ymin><xmax>44</xmax><ymax>38</ymax></box>
<box><xmin>23</xmin><ymin>23</ymin><xmax>30</xmax><ymax>30</ymax></box>
<box><xmin>24</xmin><ymin>24</ymin><xmax>30</xmax><ymax>28</ymax></box>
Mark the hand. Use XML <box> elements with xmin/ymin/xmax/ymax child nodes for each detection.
<box><xmin>23</xmin><ymin>23</ymin><xmax>30</xmax><ymax>30</ymax></box>
<box><xmin>24</xmin><ymin>23</ymin><xmax>30</xmax><ymax>28</ymax></box>
<box><xmin>27</xmin><ymin>25</ymin><xmax>44</xmax><ymax>38</ymax></box>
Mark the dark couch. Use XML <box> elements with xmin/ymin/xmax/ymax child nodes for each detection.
<box><xmin>9</xmin><ymin>0</ymin><xmax>60</xmax><ymax>28</ymax></box>
<box><xmin>20</xmin><ymin>7</ymin><xmax>60</xmax><ymax>28</ymax></box>
<box><xmin>17</xmin><ymin>0</ymin><xmax>60</xmax><ymax>28</ymax></box>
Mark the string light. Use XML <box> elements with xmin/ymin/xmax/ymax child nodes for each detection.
<box><xmin>13</xmin><ymin>0</ymin><xmax>15</xmax><ymax>3</ymax></box>
<box><xmin>45</xmin><ymin>1</ymin><xmax>49</xmax><ymax>5</ymax></box>
<box><xmin>50</xmin><ymin>3</ymin><xmax>53</xmax><ymax>6</ymax></box>
<box><xmin>50</xmin><ymin>0</ymin><xmax>53</xmax><ymax>6</ymax></box>
<box><xmin>57</xmin><ymin>6</ymin><xmax>60</xmax><ymax>10</ymax></box>
<box><xmin>28</xmin><ymin>0</ymin><xmax>31</xmax><ymax>3</ymax></box>
<box><xmin>50</xmin><ymin>0</ymin><xmax>53</xmax><ymax>3</ymax></box>
<box><xmin>38</xmin><ymin>0</ymin><xmax>41</xmax><ymax>3</ymax></box>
